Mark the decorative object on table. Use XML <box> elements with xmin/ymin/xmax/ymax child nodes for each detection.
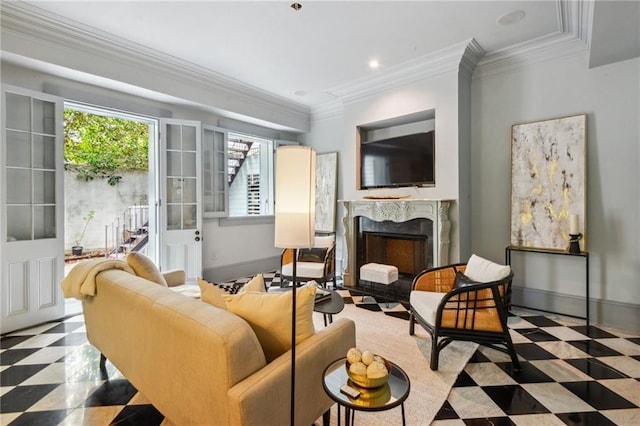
<box><xmin>345</xmin><ymin>347</ymin><xmax>390</xmax><ymax>388</ymax></box>
<box><xmin>274</xmin><ymin>145</ymin><xmax>316</xmax><ymax>426</ymax></box>
<box><xmin>510</xmin><ymin>114</ymin><xmax>587</xmax><ymax>251</ymax></box>
<box><xmin>315</xmin><ymin>151</ymin><xmax>338</xmax><ymax>233</ymax></box>
<box><xmin>567</xmin><ymin>213</ymin><xmax>583</xmax><ymax>253</ymax></box>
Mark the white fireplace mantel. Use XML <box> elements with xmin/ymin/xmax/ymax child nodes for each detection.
<box><xmin>339</xmin><ymin>199</ymin><xmax>452</xmax><ymax>286</ymax></box>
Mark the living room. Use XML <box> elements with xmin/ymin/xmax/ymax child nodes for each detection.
<box><xmin>1</xmin><ymin>1</ymin><xmax>639</xmax><ymax>425</ymax></box>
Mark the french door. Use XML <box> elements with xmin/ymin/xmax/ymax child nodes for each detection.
<box><xmin>159</xmin><ymin>119</ymin><xmax>202</xmax><ymax>282</ymax></box>
<box><xmin>1</xmin><ymin>86</ymin><xmax>65</xmax><ymax>333</ymax></box>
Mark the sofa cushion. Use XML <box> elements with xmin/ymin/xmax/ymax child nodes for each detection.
<box><xmin>223</xmin><ymin>283</ymin><xmax>317</xmax><ymax>362</ymax></box>
<box><xmin>126</xmin><ymin>252</ymin><xmax>167</xmax><ymax>286</ymax></box>
<box><xmin>198</xmin><ymin>273</ymin><xmax>267</xmax><ymax>309</ymax></box>
<box><xmin>465</xmin><ymin>254</ymin><xmax>511</xmax><ymax>282</ymax></box>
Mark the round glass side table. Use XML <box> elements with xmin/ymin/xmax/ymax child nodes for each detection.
<box><xmin>322</xmin><ymin>357</ymin><xmax>411</xmax><ymax>426</ymax></box>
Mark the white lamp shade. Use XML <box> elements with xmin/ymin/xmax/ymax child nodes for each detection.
<box><xmin>274</xmin><ymin>146</ymin><xmax>316</xmax><ymax>248</ymax></box>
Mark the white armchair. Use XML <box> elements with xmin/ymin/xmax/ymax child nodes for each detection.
<box><xmin>280</xmin><ymin>235</ymin><xmax>336</xmax><ymax>289</ymax></box>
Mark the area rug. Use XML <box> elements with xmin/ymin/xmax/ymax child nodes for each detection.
<box><xmin>314</xmin><ymin>295</ymin><xmax>478</xmax><ymax>425</ymax></box>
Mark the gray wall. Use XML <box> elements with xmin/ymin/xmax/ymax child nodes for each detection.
<box><xmin>471</xmin><ymin>55</ymin><xmax>639</xmax><ymax>333</ymax></box>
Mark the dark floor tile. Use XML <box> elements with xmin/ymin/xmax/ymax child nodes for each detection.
<box><xmin>628</xmin><ymin>337</ymin><xmax>640</xmax><ymax>346</ymax></box>
<box><xmin>515</xmin><ymin>328</ymin><xmax>560</xmax><ymax>342</ymax></box>
<box><xmin>0</xmin><ymin>384</ymin><xmax>59</xmax><ymax>413</ymax></box>
<box><xmin>467</xmin><ymin>351</ymin><xmax>492</xmax><ymax>364</ymax></box>
<box><xmin>483</xmin><ymin>385</ymin><xmax>549</xmax><ymax>415</ymax></box>
<box><xmin>48</xmin><ymin>332</ymin><xmax>87</xmax><ymax>347</ymax></box>
<box><xmin>496</xmin><ymin>361</ymin><xmax>554</xmax><ymax>384</ymax></box>
<box><xmin>453</xmin><ymin>370</ymin><xmax>477</xmax><ymax>387</ymax></box>
<box><xmin>41</xmin><ymin>322</ymin><xmax>84</xmax><ymax>334</ymax></box>
<box><xmin>567</xmin><ymin>340</ymin><xmax>622</xmax><ymax>357</ymax></box>
<box><xmin>564</xmin><ymin>358</ymin><xmax>627</xmax><ymax>380</ymax></box>
<box><xmin>561</xmin><ymin>381</ymin><xmax>636</xmax><ymax>410</ymax></box>
<box><xmin>7</xmin><ymin>409</ymin><xmax>70</xmax><ymax>426</ymax></box>
<box><xmin>434</xmin><ymin>400</ymin><xmax>459</xmax><ymax>420</ymax></box>
<box><xmin>342</xmin><ymin>296</ymin><xmax>355</xmax><ymax>305</ymax></box>
<box><xmin>84</xmin><ymin>379</ymin><xmax>138</xmax><ymax>406</ymax></box>
<box><xmin>513</xmin><ymin>343</ymin><xmax>557</xmax><ymax>360</ymax></box>
<box><xmin>521</xmin><ymin>316</ymin><xmax>561</xmax><ymax>327</ymax></box>
<box><xmin>384</xmin><ymin>311</ymin><xmax>411</xmax><ymax>321</ymax></box>
<box><xmin>556</xmin><ymin>411</ymin><xmax>617</xmax><ymax>425</ymax></box>
<box><xmin>0</xmin><ymin>364</ymin><xmax>48</xmax><ymax>386</ymax></box>
<box><xmin>569</xmin><ymin>326</ymin><xmax>616</xmax><ymax>339</ymax></box>
<box><xmin>0</xmin><ymin>335</ymin><xmax>32</xmax><ymax>350</ymax></box>
<box><xmin>0</xmin><ymin>348</ymin><xmax>39</xmax><ymax>365</ymax></box>
<box><xmin>463</xmin><ymin>416</ymin><xmax>516</xmax><ymax>425</ymax></box>
<box><xmin>356</xmin><ymin>303</ymin><xmax>382</xmax><ymax>312</ymax></box>
<box><xmin>109</xmin><ymin>404</ymin><xmax>164</xmax><ymax>426</ymax></box>
<box><xmin>632</xmin><ymin>355</ymin><xmax>640</xmax><ymax>363</ymax></box>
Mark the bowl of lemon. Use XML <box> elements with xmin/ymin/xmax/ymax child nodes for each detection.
<box><xmin>345</xmin><ymin>347</ymin><xmax>390</xmax><ymax>389</ymax></box>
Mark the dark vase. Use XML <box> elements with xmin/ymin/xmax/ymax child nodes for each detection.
<box><xmin>71</xmin><ymin>246</ymin><xmax>83</xmax><ymax>256</ymax></box>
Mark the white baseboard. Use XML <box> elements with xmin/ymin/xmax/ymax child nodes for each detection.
<box><xmin>512</xmin><ymin>286</ymin><xmax>640</xmax><ymax>334</ymax></box>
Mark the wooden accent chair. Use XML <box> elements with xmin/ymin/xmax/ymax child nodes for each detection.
<box><xmin>409</xmin><ymin>255</ymin><xmax>520</xmax><ymax>370</ymax></box>
<box><xmin>280</xmin><ymin>235</ymin><xmax>336</xmax><ymax>289</ymax></box>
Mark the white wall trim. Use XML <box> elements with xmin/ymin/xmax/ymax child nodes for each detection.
<box><xmin>1</xmin><ymin>1</ymin><xmax>311</xmax><ymax>132</ymax></box>
<box><xmin>311</xmin><ymin>100</ymin><xmax>344</xmax><ymax>123</ymax></box>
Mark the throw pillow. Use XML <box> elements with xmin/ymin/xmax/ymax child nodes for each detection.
<box><xmin>465</xmin><ymin>254</ymin><xmax>511</xmax><ymax>282</ymax></box>
<box><xmin>453</xmin><ymin>271</ymin><xmax>481</xmax><ymax>289</ymax></box>
<box><xmin>223</xmin><ymin>283</ymin><xmax>317</xmax><ymax>362</ymax></box>
<box><xmin>241</xmin><ymin>273</ymin><xmax>267</xmax><ymax>293</ymax></box>
<box><xmin>126</xmin><ymin>252</ymin><xmax>167</xmax><ymax>286</ymax></box>
<box><xmin>197</xmin><ymin>278</ymin><xmax>227</xmax><ymax>309</ymax></box>
<box><xmin>298</xmin><ymin>248</ymin><xmax>327</xmax><ymax>263</ymax></box>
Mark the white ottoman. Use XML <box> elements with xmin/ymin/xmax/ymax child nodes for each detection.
<box><xmin>359</xmin><ymin>263</ymin><xmax>399</xmax><ymax>305</ymax></box>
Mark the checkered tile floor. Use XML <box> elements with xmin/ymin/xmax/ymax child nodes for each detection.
<box><xmin>1</xmin><ymin>273</ymin><xmax>638</xmax><ymax>425</ymax></box>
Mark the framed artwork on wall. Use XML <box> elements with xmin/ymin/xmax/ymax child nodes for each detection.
<box><xmin>315</xmin><ymin>152</ymin><xmax>338</xmax><ymax>233</ymax></box>
<box><xmin>510</xmin><ymin>114</ymin><xmax>587</xmax><ymax>251</ymax></box>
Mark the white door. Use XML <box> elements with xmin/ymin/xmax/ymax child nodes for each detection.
<box><xmin>1</xmin><ymin>86</ymin><xmax>65</xmax><ymax>333</ymax></box>
<box><xmin>159</xmin><ymin>119</ymin><xmax>202</xmax><ymax>282</ymax></box>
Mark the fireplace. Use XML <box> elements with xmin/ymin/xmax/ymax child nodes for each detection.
<box><xmin>340</xmin><ymin>199</ymin><xmax>452</xmax><ymax>287</ymax></box>
<box><xmin>358</xmin><ymin>217</ymin><xmax>431</xmax><ymax>276</ymax></box>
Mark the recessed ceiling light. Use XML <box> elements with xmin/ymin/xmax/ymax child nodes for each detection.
<box><xmin>290</xmin><ymin>3</ymin><xmax>302</xmax><ymax>12</ymax></box>
<box><xmin>497</xmin><ymin>10</ymin><xmax>526</xmax><ymax>26</ymax></box>
<box><xmin>369</xmin><ymin>59</ymin><xmax>380</xmax><ymax>69</ymax></box>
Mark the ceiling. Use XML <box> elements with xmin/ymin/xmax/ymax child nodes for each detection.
<box><xmin>7</xmin><ymin>1</ymin><xmax>640</xmax><ymax>109</ymax></box>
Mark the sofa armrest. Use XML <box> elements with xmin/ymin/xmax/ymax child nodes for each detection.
<box><xmin>162</xmin><ymin>269</ymin><xmax>186</xmax><ymax>287</ymax></box>
<box><xmin>227</xmin><ymin>318</ymin><xmax>356</xmax><ymax>426</ymax></box>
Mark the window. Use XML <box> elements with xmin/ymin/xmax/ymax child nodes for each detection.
<box><xmin>227</xmin><ymin>132</ymin><xmax>274</xmax><ymax>217</ymax></box>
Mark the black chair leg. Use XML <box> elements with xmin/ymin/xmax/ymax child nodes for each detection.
<box><xmin>408</xmin><ymin>312</ymin><xmax>415</xmax><ymax>335</ymax></box>
<box><xmin>430</xmin><ymin>333</ymin><xmax>440</xmax><ymax>370</ymax></box>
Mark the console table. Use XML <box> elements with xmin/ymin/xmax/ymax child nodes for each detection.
<box><xmin>505</xmin><ymin>246</ymin><xmax>590</xmax><ymax>329</ymax></box>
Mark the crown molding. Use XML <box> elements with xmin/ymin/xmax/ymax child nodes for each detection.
<box><xmin>0</xmin><ymin>2</ymin><xmax>311</xmax><ymax>131</ymax></box>
<box><xmin>325</xmin><ymin>39</ymin><xmax>478</xmax><ymax>105</ymax></box>
<box><xmin>310</xmin><ymin>100</ymin><xmax>344</xmax><ymax>123</ymax></box>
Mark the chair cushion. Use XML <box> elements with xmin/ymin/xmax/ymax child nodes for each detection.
<box><xmin>465</xmin><ymin>254</ymin><xmax>511</xmax><ymax>282</ymax></box>
<box><xmin>313</xmin><ymin>235</ymin><xmax>334</xmax><ymax>248</ymax></box>
<box><xmin>410</xmin><ymin>290</ymin><xmax>446</xmax><ymax>325</ymax></box>
<box><xmin>223</xmin><ymin>283</ymin><xmax>317</xmax><ymax>362</ymax></box>
<box><xmin>282</xmin><ymin>261</ymin><xmax>326</xmax><ymax>279</ymax></box>
<box><xmin>126</xmin><ymin>252</ymin><xmax>167</xmax><ymax>286</ymax></box>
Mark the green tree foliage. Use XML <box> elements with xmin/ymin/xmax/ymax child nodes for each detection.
<box><xmin>64</xmin><ymin>110</ymin><xmax>149</xmax><ymax>185</ymax></box>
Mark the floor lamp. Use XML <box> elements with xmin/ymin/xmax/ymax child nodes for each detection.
<box><xmin>274</xmin><ymin>145</ymin><xmax>316</xmax><ymax>426</ymax></box>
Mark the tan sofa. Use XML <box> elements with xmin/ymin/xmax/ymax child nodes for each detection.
<box><xmin>82</xmin><ymin>269</ymin><xmax>356</xmax><ymax>425</ymax></box>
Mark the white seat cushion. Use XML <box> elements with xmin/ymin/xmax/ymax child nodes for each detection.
<box><xmin>282</xmin><ymin>261</ymin><xmax>326</xmax><ymax>279</ymax></box>
<box><xmin>410</xmin><ymin>290</ymin><xmax>446</xmax><ymax>325</ymax></box>
<box><xmin>313</xmin><ymin>235</ymin><xmax>334</xmax><ymax>248</ymax></box>
<box><xmin>465</xmin><ymin>254</ymin><xmax>511</xmax><ymax>282</ymax></box>
<box><xmin>360</xmin><ymin>263</ymin><xmax>398</xmax><ymax>284</ymax></box>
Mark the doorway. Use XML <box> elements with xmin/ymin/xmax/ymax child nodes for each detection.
<box><xmin>63</xmin><ymin>103</ymin><xmax>158</xmax><ymax>315</ymax></box>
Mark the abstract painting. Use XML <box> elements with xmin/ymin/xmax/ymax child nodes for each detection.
<box><xmin>510</xmin><ymin>114</ymin><xmax>587</xmax><ymax>251</ymax></box>
<box><xmin>315</xmin><ymin>152</ymin><xmax>338</xmax><ymax>233</ymax></box>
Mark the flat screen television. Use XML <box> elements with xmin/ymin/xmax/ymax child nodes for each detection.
<box><xmin>360</xmin><ymin>131</ymin><xmax>435</xmax><ymax>189</ymax></box>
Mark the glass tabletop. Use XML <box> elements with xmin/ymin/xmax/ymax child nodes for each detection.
<box><xmin>322</xmin><ymin>357</ymin><xmax>410</xmax><ymax>412</ymax></box>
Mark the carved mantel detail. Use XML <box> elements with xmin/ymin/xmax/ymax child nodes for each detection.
<box><xmin>340</xmin><ymin>199</ymin><xmax>452</xmax><ymax>286</ymax></box>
